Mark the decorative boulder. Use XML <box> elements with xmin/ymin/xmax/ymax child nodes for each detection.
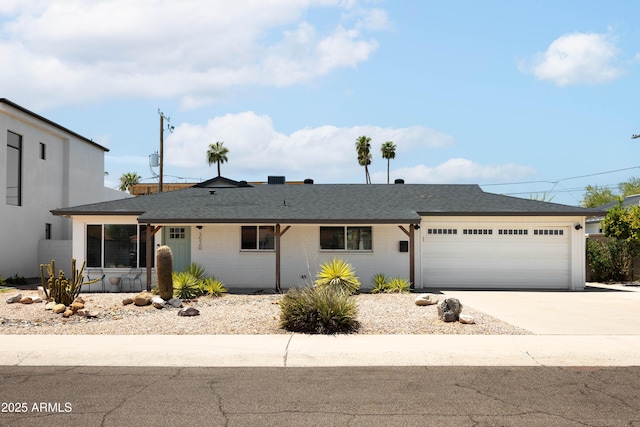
<box><xmin>133</xmin><ymin>292</ymin><xmax>153</xmax><ymax>306</ymax></box>
<box><xmin>168</xmin><ymin>298</ymin><xmax>182</xmax><ymax>308</ymax></box>
<box><xmin>62</xmin><ymin>309</ymin><xmax>74</xmax><ymax>318</ymax></box>
<box><xmin>178</xmin><ymin>307</ymin><xmax>200</xmax><ymax>317</ymax></box>
<box><xmin>437</xmin><ymin>298</ymin><xmax>463</xmax><ymax>322</ymax></box>
<box><xmin>459</xmin><ymin>314</ymin><xmax>475</xmax><ymax>324</ymax></box>
<box><xmin>151</xmin><ymin>295</ymin><xmax>167</xmax><ymax>309</ymax></box>
<box><xmin>71</xmin><ymin>301</ymin><xmax>84</xmax><ymax>312</ymax></box>
<box><xmin>19</xmin><ymin>297</ymin><xmax>33</xmax><ymax>304</ymax></box>
<box><xmin>44</xmin><ymin>301</ymin><xmax>56</xmax><ymax>310</ymax></box>
<box><xmin>37</xmin><ymin>286</ymin><xmax>47</xmax><ymax>300</ymax></box>
<box><xmin>52</xmin><ymin>304</ymin><xmax>66</xmax><ymax>314</ymax></box>
<box><xmin>414</xmin><ymin>294</ymin><xmax>439</xmax><ymax>306</ymax></box>
<box><xmin>122</xmin><ymin>298</ymin><xmax>134</xmax><ymax>306</ymax></box>
<box><xmin>6</xmin><ymin>294</ymin><xmax>22</xmax><ymax>304</ymax></box>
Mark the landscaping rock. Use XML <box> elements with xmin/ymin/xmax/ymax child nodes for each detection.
<box><xmin>133</xmin><ymin>292</ymin><xmax>152</xmax><ymax>306</ymax></box>
<box><xmin>151</xmin><ymin>295</ymin><xmax>167</xmax><ymax>309</ymax></box>
<box><xmin>30</xmin><ymin>296</ymin><xmax>42</xmax><ymax>304</ymax></box>
<box><xmin>62</xmin><ymin>309</ymin><xmax>74</xmax><ymax>318</ymax></box>
<box><xmin>76</xmin><ymin>309</ymin><xmax>99</xmax><ymax>318</ymax></box>
<box><xmin>44</xmin><ymin>301</ymin><xmax>56</xmax><ymax>310</ymax></box>
<box><xmin>122</xmin><ymin>298</ymin><xmax>134</xmax><ymax>306</ymax></box>
<box><xmin>437</xmin><ymin>297</ymin><xmax>463</xmax><ymax>322</ymax></box>
<box><xmin>37</xmin><ymin>286</ymin><xmax>47</xmax><ymax>300</ymax></box>
<box><xmin>168</xmin><ymin>298</ymin><xmax>182</xmax><ymax>308</ymax></box>
<box><xmin>74</xmin><ymin>296</ymin><xmax>85</xmax><ymax>305</ymax></box>
<box><xmin>71</xmin><ymin>301</ymin><xmax>84</xmax><ymax>312</ymax></box>
<box><xmin>52</xmin><ymin>304</ymin><xmax>66</xmax><ymax>314</ymax></box>
<box><xmin>414</xmin><ymin>294</ymin><xmax>439</xmax><ymax>306</ymax></box>
<box><xmin>6</xmin><ymin>294</ymin><xmax>22</xmax><ymax>304</ymax></box>
<box><xmin>459</xmin><ymin>314</ymin><xmax>475</xmax><ymax>324</ymax></box>
<box><xmin>178</xmin><ymin>307</ymin><xmax>200</xmax><ymax>317</ymax></box>
<box><xmin>19</xmin><ymin>297</ymin><xmax>33</xmax><ymax>304</ymax></box>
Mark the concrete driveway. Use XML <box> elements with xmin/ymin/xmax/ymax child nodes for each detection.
<box><xmin>442</xmin><ymin>283</ymin><xmax>640</xmax><ymax>335</ymax></box>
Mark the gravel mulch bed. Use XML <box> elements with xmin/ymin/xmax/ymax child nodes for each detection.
<box><xmin>0</xmin><ymin>290</ymin><xmax>531</xmax><ymax>335</ymax></box>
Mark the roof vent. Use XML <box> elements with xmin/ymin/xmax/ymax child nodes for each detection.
<box><xmin>303</xmin><ymin>178</ymin><xmax>314</xmax><ymax>184</ymax></box>
<box><xmin>268</xmin><ymin>176</ymin><xmax>286</xmax><ymax>185</ymax></box>
<box><xmin>394</xmin><ymin>179</ymin><xmax>405</xmax><ymax>184</ymax></box>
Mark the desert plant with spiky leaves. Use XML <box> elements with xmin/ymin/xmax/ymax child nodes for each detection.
<box><xmin>200</xmin><ymin>277</ymin><xmax>227</xmax><ymax>297</ymax></box>
<box><xmin>314</xmin><ymin>258</ymin><xmax>361</xmax><ymax>295</ymax></box>
<box><xmin>39</xmin><ymin>259</ymin><xmax>98</xmax><ymax>305</ymax></box>
<box><xmin>278</xmin><ymin>286</ymin><xmax>360</xmax><ymax>334</ymax></box>
<box><xmin>370</xmin><ymin>273</ymin><xmax>389</xmax><ymax>293</ymax></box>
<box><xmin>172</xmin><ymin>272</ymin><xmax>200</xmax><ymax>300</ymax></box>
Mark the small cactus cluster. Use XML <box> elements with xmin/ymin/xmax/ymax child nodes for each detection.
<box><xmin>156</xmin><ymin>245</ymin><xmax>174</xmax><ymax>300</ymax></box>
<box><xmin>39</xmin><ymin>259</ymin><xmax>97</xmax><ymax>305</ymax></box>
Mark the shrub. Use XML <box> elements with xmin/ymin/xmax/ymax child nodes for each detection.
<box><xmin>278</xmin><ymin>286</ymin><xmax>360</xmax><ymax>334</ymax></box>
<box><xmin>386</xmin><ymin>277</ymin><xmax>411</xmax><ymax>293</ymax></box>
<box><xmin>370</xmin><ymin>273</ymin><xmax>389</xmax><ymax>293</ymax></box>
<box><xmin>172</xmin><ymin>272</ymin><xmax>200</xmax><ymax>300</ymax></box>
<box><xmin>314</xmin><ymin>258</ymin><xmax>361</xmax><ymax>295</ymax></box>
<box><xmin>587</xmin><ymin>239</ymin><xmax>633</xmax><ymax>282</ymax></box>
<box><xmin>5</xmin><ymin>274</ymin><xmax>27</xmax><ymax>285</ymax></box>
<box><xmin>200</xmin><ymin>277</ymin><xmax>227</xmax><ymax>297</ymax></box>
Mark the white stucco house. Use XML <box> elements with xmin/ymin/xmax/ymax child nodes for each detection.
<box><xmin>0</xmin><ymin>98</ymin><xmax>129</xmax><ymax>279</ymax></box>
<box><xmin>52</xmin><ymin>176</ymin><xmax>604</xmax><ymax>292</ymax></box>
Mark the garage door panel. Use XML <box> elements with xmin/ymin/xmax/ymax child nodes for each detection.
<box><xmin>422</xmin><ymin>224</ymin><xmax>570</xmax><ymax>289</ymax></box>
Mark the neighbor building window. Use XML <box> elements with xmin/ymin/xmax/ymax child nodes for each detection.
<box><xmin>39</xmin><ymin>142</ymin><xmax>46</xmax><ymax>160</ymax></box>
<box><xmin>241</xmin><ymin>226</ymin><xmax>275</xmax><ymax>250</ymax></box>
<box><xmin>6</xmin><ymin>131</ymin><xmax>22</xmax><ymax>206</ymax></box>
<box><xmin>45</xmin><ymin>223</ymin><xmax>51</xmax><ymax>240</ymax></box>
<box><xmin>86</xmin><ymin>224</ymin><xmax>154</xmax><ymax>268</ymax></box>
<box><xmin>320</xmin><ymin>226</ymin><xmax>372</xmax><ymax>250</ymax></box>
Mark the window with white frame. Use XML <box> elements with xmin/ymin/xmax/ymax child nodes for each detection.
<box><xmin>320</xmin><ymin>226</ymin><xmax>372</xmax><ymax>250</ymax></box>
<box><xmin>241</xmin><ymin>226</ymin><xmax>275</xmax><ymax>250</ymax></box>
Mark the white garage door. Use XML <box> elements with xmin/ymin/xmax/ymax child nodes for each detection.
<box><xmin>422</xmin><ymin>224</ymin><xmax>570</xmax><ymax>289</ymax></box>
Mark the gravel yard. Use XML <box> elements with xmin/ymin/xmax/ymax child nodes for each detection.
<box><xmin>0</xmin><ymin>290</ymin><xmax>531</xmax><ymax>335</ymax></box>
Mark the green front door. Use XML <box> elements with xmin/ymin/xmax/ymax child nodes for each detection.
<box><xmin>163</xmin><ymin>226</ymin><xmax>191</xmax><ymax>272</ymax></box>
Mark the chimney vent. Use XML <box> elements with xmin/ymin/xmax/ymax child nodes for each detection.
<box><xmin>394</xmin><ymin>179</ymin><xmax>405</xmax><ymax>184</ymax></box>
<box><xmin>304</xmin><ymin>178</ymin><xmax>314</xmax><ymax>184</ymax></box>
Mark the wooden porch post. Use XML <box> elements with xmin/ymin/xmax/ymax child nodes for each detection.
<box><xmin>399</xmin><ymin>224</ymin><xmax>417</xmax><ymax>289</ymax></box>
<box><xmin>145</xmin><ymin>224</ymin><xmax>162</xmax><ymax>291</ymax></box>
<box><xmin>274</xmin><ymin>224</ymin><xmax>291</xmax><ymax>293</ymax></box>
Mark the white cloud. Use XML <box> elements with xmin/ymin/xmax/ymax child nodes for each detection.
<box><xmin>519</xmin><ymin>31</ymin><xmax>622</xmax><ymax>86</ymax></box>
<box><xmin>0</xmin><ymin>0</ymin><xmax>387</xmax><ymax>108</ymax></box>
<box><xmin>162</xmin><ymin>111</ymin><xmax>455</xmax><ymax>182</ymax></box>
<box><xmin>380</xmin><ymin>158</ymin><xmax>537</xmax><ymax>184</ymax></box>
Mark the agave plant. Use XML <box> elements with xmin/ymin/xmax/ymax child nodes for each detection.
<box><xmin>172</xmin><ymin>272</ymin><xmax>200</xmax><ymax>300</ymax></box>
<box><xmin>200</xmin><ymin>277</ymin><xmax>227</xmax><ymax>297</ymax></box>
<box><xmin>185</xmin><ymin>262</ymin><xmax>208</xmax><ymax>282</ymax></box>
<box><xmin>370</xmin><ymin>273</ymin><xmax>389</xmax><ymax>294</ymax></box>
<box><xmin>314</xmin><ymin>258</ymin><xmax>361</xmax><ymax>295</ymax></box>
<box><xmin>386</xmin><ymin>277</ymin><xmax>411</xmax><ymax>293</ymax></box>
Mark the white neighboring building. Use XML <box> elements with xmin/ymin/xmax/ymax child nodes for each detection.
<box><xmin>0</xmin><ymin>98</ymin><xmax>129</xmax><ymax>279</ymax></box>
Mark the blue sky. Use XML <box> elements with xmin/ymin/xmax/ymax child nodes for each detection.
<box><xmin>2</xmin><ymin>0</ymin><xmax>639</xmax><ymax>206</ymax></box>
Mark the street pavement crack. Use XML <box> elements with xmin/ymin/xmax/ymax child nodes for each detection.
<box><xmin>283</xmin><ymin>333</ymin><xmax>293</xmax><ymax>367</ymax></box>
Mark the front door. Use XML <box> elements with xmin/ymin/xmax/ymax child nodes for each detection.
<box><xmin>163</xmin><ymin>226</ymin><xmax>191</xmax><ymax>272</ymax></box>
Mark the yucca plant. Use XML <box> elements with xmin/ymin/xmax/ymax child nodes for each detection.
<box><xmin>200</xmin><ymin>277</ymin><xmax>227</xmax><ymax>297</ymax></box>
<box><xmin>386</xmin><ymin>277</ymin><xmax>411</xmax><ymax>293</ymax></box>
<box><xmin>370</xmin><ymin>273</ymin><xmax>389</xmax><ymax>294</ymax></box>
<box><xmin>278</xmin><ymin>286</ymin><xmax>360</xmax><ymax>334</ymax></box>
<box><xmin>185</xmin><ymin>262</ymin><xmax>208</xmax><ymax>282</ymax></box>
<box><xmin>172</xmin><ymin>272</ymin><xmax>200</xmax><ymax>300</ymax></box>
<box><xmin>314</xmin><ymin>258</ymin><xmax>361</xmax><ymax>295</ymax></box>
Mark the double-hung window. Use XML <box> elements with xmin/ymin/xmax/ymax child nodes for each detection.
<box><xmin>6</xmin><ymin>131</ymin><xmax>22</xmax><ymax>206</ymax></box>
<box><xmin>320</xmin><ymin>226</ymin><xmax>372</xmax><ymax>251</ymax></box>
<box><xmin>241</xmin><ymin>226</ymin><xmax>275</xmax><ymax>250</ymax></box>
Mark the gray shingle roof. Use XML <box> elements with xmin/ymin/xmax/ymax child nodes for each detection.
<box><xmin>52</xmin><ymin>182</ymin><xmax>604</xmax><ymax>224</ymax></box>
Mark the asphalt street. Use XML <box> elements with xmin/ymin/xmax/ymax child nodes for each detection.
<box><xmin>1</xmin><ymin>366</ymin><xmax>640</xmax><ymax>426</ymax></box>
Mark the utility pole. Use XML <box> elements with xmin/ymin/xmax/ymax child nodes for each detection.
<box><xmin>158</xmin><ymin>109</ymin><xmax>174</xmax><ymax>193</ymax></box>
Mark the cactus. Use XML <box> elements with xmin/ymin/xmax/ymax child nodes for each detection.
<box><xmin>39</xmin><ymin>259</ymin><xmax>98</xmax><ymax>305</ymax></box>
<box><xmin>156</xmin><ymin>245</ymin><xmax>173</xmax><ymax>300</ymax></box>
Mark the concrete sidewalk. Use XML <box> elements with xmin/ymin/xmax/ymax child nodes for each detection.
<box><xmin>2</xmin><ymin>283</ymin><xmax>640</xmax><ymax>367</ymax></box>
<box><xmin>2</xmin><ymin>334</ymin><xmax>640</xmax><ymax>367</ymax></box>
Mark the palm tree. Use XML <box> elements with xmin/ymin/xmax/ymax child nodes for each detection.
<box><xmin>118</xmin><ymin>172</ymin><xmax>141</xmax><ymax>193</ymax></box>
<box><xmin>355</xmin><ymin>135</ymin><xmax>372</xmax><ymax>184</ymax></box>
<box><xmin>206</xmin><ymin>141</ymin><xmax>229</xmax><ymax>177</ymax></box>
<box><xmin>380</xmin><ymin>141</ymin><xmax>396</xmax><ymax>184</ymax></box>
